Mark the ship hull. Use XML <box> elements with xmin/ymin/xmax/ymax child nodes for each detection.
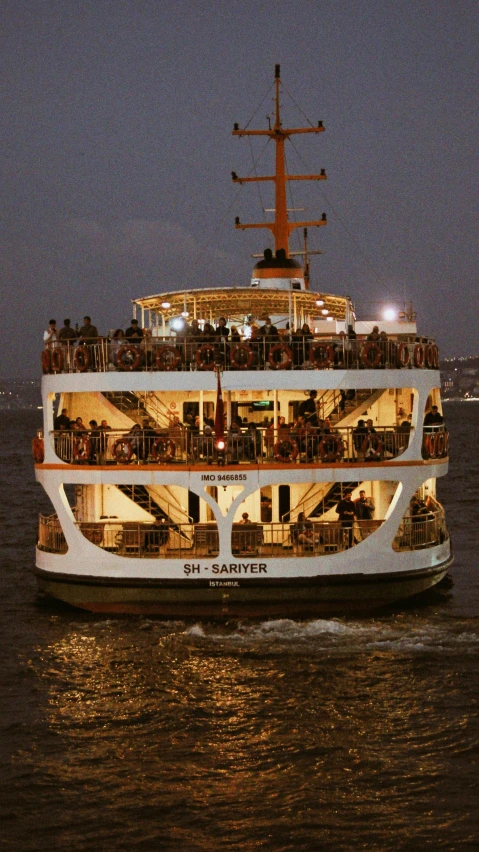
<box><xmin>34</xmin><ymin>556</ymin><xmax>453</xmax><ymax>616</ymax></box>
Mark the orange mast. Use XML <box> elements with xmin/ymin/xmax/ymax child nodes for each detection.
<box><xmin>232</xmin><ymin>64</ymin><xmax>327</xmax><ymax>257</ymax></box>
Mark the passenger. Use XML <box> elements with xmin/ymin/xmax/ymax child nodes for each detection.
<box><xmin>43</xmin><ymin>319</ymin><xmax>58</xmax><ymax>348</ymax></box>
<box><xmin>354</xmin><ymin>490</ymin><xmax>375</xmax><ymax>520</ymax></box>
<box><xmin>143</xmin><ymin>517</ymin><xmax>169</xmax><ymax>552</ymax></box>
<box><xmin>379</xmin><ymin>330</ymin><xmax>389</xmax><ymax>366</ymax></box>
<box><xmin>423</xmin><ymin>405</ymin><xmax>444</xmax><ymax>431</ymax></box>
<box><xmin>215</xmin><ymin>317</ymin><xmax>229</xmax><ymax>338</ymax></box>
<box><xmin>353</xmin><ymin>419</ymin><xmax>368</xmax><ymax>456</ymax></box>
<box><xmin>58</xmin><ymin>319</ymin><xmax>77</xmax><ymax>370</ymax></box>
<box><xmin>298</xmin><ymin>390</ymin><xmax>318</xmax><ymax>427</ymax></box>
<box><xmin>230</xmin><ymin>325</ymin><xmax>241</xmax><ymax>344</ymax></box>
<box><xmin>239</xmin><ymin>512</ymin><xmax>250</xmax><ymax>524</ymax></box>
<box><xmin>257</xmin><ymin>316</ymin><xmax>279</xmax><ymax>365</ymax></box>
<box><xmin>88</xmin><ymin>420</ymin><xmax>100</xmax><ymax>462</ymax></box>
<box><xmin>99</xmin><ymin>419</ymin><xmax>112</xmax><ymax>462</ymax></box>
<box><xmin>110</xmin><ymin>329</ymin><xmax>125</xmax><ymax>364</ymax></box>
<box><xmin>73</xmin><ymin>416</ymin><xmax>87</xmax><ymax>433</ymax></box>
<box><xmin>54</xmin><ymin>408</ymin><xmax>71</xmax><ymax>430</ymax></box>
<box><xmin>124</xmin><ymin>319</ymin><xmax>144</xmax><ymax>344</ymax></box>
<box><xmin>367</xmin><ymin>325</ymin><xmax>380</xmax><ymax>342</ymax></box>
<box><xmin>78</xmin><ymin>316</ymin><xmax>99</xmax><ymax>370</ymax></box>
<box><xmin>336</xmin><ymin>491</ymin><xmax>357</xmax><ymax>548</ymax></box>
<box><xmin>295</xmin><ymin>512</ymin><xmax>321</xmax><ymax>547</ymax></box>
<box><xmin>345</xmin><ymin>324</ymin><xmax>357</xmax><ymax>366</ymax></box>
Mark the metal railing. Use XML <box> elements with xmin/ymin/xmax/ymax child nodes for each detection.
<box><xmin>41</xmin><ymin>335</ymin><xmax>440</xmax><ymax>374</ymax></box>
<box><xmin>49</xmin><ymin>424</ymin><xmax>426</xmax><ymax>465</ymax></box>
<box><xmin>37</xmin><ymin>509</ymin><xmax>448</xmax><ymax>557</ymax></box>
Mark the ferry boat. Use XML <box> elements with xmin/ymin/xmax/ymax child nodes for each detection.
<box><xmin>34</xmin><ymin>66</ymin><xmax>452</xmax><ymax>616</ymax></box>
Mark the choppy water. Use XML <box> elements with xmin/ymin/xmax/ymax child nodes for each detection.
<box><xmin>1</xmin><ymin>404</ymin><xmax>478</xmax><ymax>851</ymax></box>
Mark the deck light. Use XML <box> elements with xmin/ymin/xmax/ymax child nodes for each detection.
<box><xmin>383</xmin><ymin>308</ymin><xmax>397</xmax><ymax>321</ymax></box>
<box><xmin>161</xmin><ymin>302</ymin><xmax>171</xmax><ymax>309</ymax></box>
<box><xmin>315</xmin><ymin>299</ymin><xmax>324</xmax><ymax>306</ymax></box>
<box><xmin>321</xmin><ymin>308</ymin><xmax>329</xmax><ymax>315</ymax></box>
<box><xmin>171</xmin><ymin>317</ymin><xmax>185</xmax><ymax>331</ymax></box>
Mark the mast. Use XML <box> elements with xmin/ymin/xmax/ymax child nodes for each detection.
<box><xmin>232</xmin><ymin>64</ymin><xmax>327</xmax><ymax>257</ymax></box>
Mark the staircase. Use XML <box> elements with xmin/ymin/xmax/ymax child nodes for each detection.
<box><xmin>309</xmin><ymin>481</ymin><xmax>361</xmax><ymax>518</ymax></box>
<box><xmin>116</xmin><ymin>484</ymin><xmax>190</xmax><ymax>541</ymax></box>
<box><xmin>103</xmin><ymin>392</ymin><xmax>150</xmax><ymax>425</ymax></box>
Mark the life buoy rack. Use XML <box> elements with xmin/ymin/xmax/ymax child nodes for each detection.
<box><xmin>152</xmin><ymin>436</ymin><xmax>176</xmax><ymax>462</ymax></box>
<box><xmin>155</xmin><ymin>345</ymin><xmax>180</xmax><ymax>371</ymax></box>
<box><xmin>230</xmin><ymin>343</ymin><xmax>254</xmax><ymax>369</ymax></box>
<box><xmin>83</xmin><ymin>526</ymin><xmax>103</xmax><ymax>545</ymax></box>
<box><xmin>319</xmin><ymin>435</ymin><xmax>344</xmax><ymax>461</ymax></box>
<box><xmin>41</xmin><ymin>349</ymin><xmax>51</xmax><ymax>374</ymax></box>
<box><xmin>115</xmin><ymin>345</ymin><xmax>142</xmax><ymax>371</ymax></box>
<box><xmin>274</xmin><ymin>437</ymin><xmax>299</xmax><ymax>462</ymax></box>
<box><xmin>32</xmin><ymin>436</ymin><xmax>44</xmax><ymax>463</ymax></box>
<box><xmin>397</xmin><ymin>342</ymin><xmax>410</xmax><ymax>368</ymax></box>
<box><xmin>425</xmin><ymin>344</ymin><xmax>435</xmax><ymax>369</ymax></box>
<box><xmin>361</xmin><ymin>342</ymin><xmax>381</xmax><ymax>368</ymax></box>
<box><xmin>112</xmin><ymin>438</ymin><xmax>133</xmax><ymax>462</ymax></box>
<box><xmin>362</xmin><ymin>434</ymin><xmax>383</xmax><ymax>460</ymax></box>
<box><xmin>73</xmin><ymin>436</ymin><xmax>92</xmax><ymax>461</ymax></box>
<box><xmin>413</xmin><ymin>344</ymin><xmax>425</xmax><ymax>368</ymax></box>
<box><xmin>268</xmin><ymin>344</ymin><xmax>292</xmax><ymax>370</ymax></box>
<box><xmin>309</xmin><ymin>342</ymin><xmax>334</xmax><ymax>368</ymax></box>
<box><xmin>50</xmin><ymin>348</ymin><xmax>64</xmax><ymax>373</ymax></box>
<box><xmin>74</xmin><ymin>346</ymin><xmax>91</xmax><ymax>372</ymax></box>
<box><xmin>195</xmin><ymin>344</ymin><xmax>216</xmax><ymax>370</ymax></box>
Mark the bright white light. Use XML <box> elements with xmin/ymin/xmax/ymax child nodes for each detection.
<box><xmin>181</xmin><ymin>311</ymin><xmax>189</xmax><ymax>318</ymax></box>
<box><xmin>316</xmin><ymin>299</ymin><xmax>324</xmax><ymax>306</ymax></box>
<box><xmin>171</xmin><ymin>318</ymin><xmax>185</xmax><ymax>331</ymax></box>
<box><xmin>216</xmin><ymin>440</ymin><xmax>225</xmax><ymax>450</ymax></box>
<box><xmin>243</xmin><ymin>325</ymin><xmax>252</xmax><ymax>339</ymax></box>
<box><xmin>326</xmin><ymin>316</ymin><xmax>334</xmax><ymax>322</ymax></box>
<box><xmin>321</xmin><ymin>308</ymin><xmax>329</xmax><ymax>315</ymax></box>
<box><xmin>383</xmin><ymin>308</ymin><xmax>397</xmax><ymax>321</ymax></box>
<box><xmin>161</xmin><ymin>301</ymin><xmax>171</xmax><ymax>309</ymax></box>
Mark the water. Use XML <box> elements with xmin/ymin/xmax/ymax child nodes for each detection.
<box><xmin>1</xmin><ymin>404</ymin><xmax>478</xmax><ymax>851</ymax></box>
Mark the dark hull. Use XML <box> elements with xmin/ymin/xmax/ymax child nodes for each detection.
<box><xmin>35</xmin><ymin>558</ymin><xmax>453</xmax><ymax>617</ymax></box>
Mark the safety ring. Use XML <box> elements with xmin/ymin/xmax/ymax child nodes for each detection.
<box><xmin>413</xmin><ymin>344</ymin><xmax>425</xmax><ymax>368</ymax></box>
<box><xmin>155</xmin><ymin>345</ymin><xmax>181</xmax><ymax>371</ymax></box>
<box><xmin>115</xmin><ymin>345</ymin><xmax>142</xmax><ymax>371</ymax></box>
<box><xmin>112</xmin><ymin>438</ymin><xmax>133</xmax><ymax>462</ymax></box>
<box><xmin>425</xmin><ymin>344</ymin><xmax>435</xmax><ymax>369</ymax></box>
<box><xmin>268</xmin><ymin>344</ymin><xmax>292</xmax><ymax>370</ymax></box>
<box><xmin>32</xmin><ymin>436</ymin><xmax>44</xmax><ymax>463</ymax></box>
<box><xmin>361</xmin><ymin>342</ymin><xmax>381</xmax><ymax>368</ymax></box>
<box><xmin>41</xmin><ymin>349</ymin><xmax>52</xmax><ymax>374</ymax></box>
<box><xmin>397</xmin><ymin>342</ymin><xmax>410</xmax><ymax>367</ymax></box>
<box><xmin>50</xmin><ymin>348</ymin><xmax>64</xmax><ymax>373</ymax></box>
<box><xmin>73</xmin><ymin>436</ymin><xmax>92</xmax><ymax>461</ymax></box>
<box><xmin>274</xmin><ymin>438</ymin><xmax>299</xmax><ymax>462</ymax></box>
<box><xmin>309</xmin><ymin>342</ymin><xmax>335</xmax><ymax>368</ymax></box>
<box><xmin>230</xmin><ymin>343</ymin><xmax>254</xmax><ymax>369</ymax></box>
<box><xmin>152</xmin><ymin>436</ymin><xmax>176</xmax><ymax>462</ymax></box>
<box><xmin>195</xmin><ymin>344</ymin><xmax>216</xmax><ymax>370</ymax></box>
<box><xmin>319</xmin><ymin>435</ymin><xmax>344</xmax><ymax>461</ymax></box>
<box><xmin>74</xmin><ymin>346</ymin><xmax>91</xmax><ymax>372</ymax></box>
<box><xmin>362</xmin><ymin>434</ymin><xmax>383</xmax><ymax>459</ymax></box>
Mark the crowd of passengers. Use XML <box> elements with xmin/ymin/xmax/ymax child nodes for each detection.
<box><xmin>43</xmin><ymin>316</ymin><xmax>400</xmax><ymax>370</ymax></box>
<box><xmin>53</xmin><ymin>392</ymin><xmax>429</xmax><ymax>465</ymax></box>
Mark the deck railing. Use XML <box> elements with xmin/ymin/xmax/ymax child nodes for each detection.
<box><xmin>50</xmin><ymin>424</ymin><xmax>449</xmax><ymax>466</ymax></box>
<box><xmin>41</xmin><ymin>335</ymin><xmax>439</xmax><ymax>374</ymax></box>
<box><xmin>48</xmin><ymin>423</ymin><xmax>437</xmax><ymax>465</ymax></box>
<box><xmin>37</xmin><ymin>509</ymin><xmax>448</xmax><ymax>557</ymax></box>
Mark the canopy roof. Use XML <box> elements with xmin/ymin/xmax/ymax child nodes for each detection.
<box><xmin>133</xmin><ymin>286</ymin><xmax>347</xmax><ymax>323</ymax></box>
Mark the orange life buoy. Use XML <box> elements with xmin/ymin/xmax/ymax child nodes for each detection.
<box><xmin>361</xmin><ymin>342</ymin><xmax>381</xmax><ymax>368</ymax></box>
<box><xmin>112</xmin><ymin>438</ymin><xmax>133</xmax><ymax>462</ymax></box>
<box><xmin>319</xmin><ymin>435</ymin><xmax>344</xmax><ymax>461</ymax></box>
<box><xmin>268</xmin><ymin>344</ymin><xmax>292</xmax><ymax>370</ymax></box>
<box><xmin>73</xmin><ymin>436</ymin><xmax>92</xmax><ymax>461</ymax></box>
<box><xmin>362</xmin><ymin>434</ymin><xmax>383</xmax><ymax>459</ymax></box>
<box><xmin>155</xmin><ymin>345</ymin><xmax>180</xmax><ymax>371</ymax></box>
<box><xmin>50</xmin><ymin>348</ymin><xmax>64</xmax><ymax>373</ymax></box>
<box><xmin>195</xmin><ymin>344</ymin><xmax>216</xmax><ymax>370</ymax></box>
<box><xmin>432</xmin><ymin>344</ymin><xmax>439</xmax><ymax>369</ymax></box>
<box><xmin>309</xmin><ymin>342</ymin><xmax>334</xmax><ymax>368</ymax></box>
<box><xmin>151</xmin><ymin>436</ymin><xmax>176</xmax><ymax>462</ymax></box>
<box><xmin>230</xmin><ymin>343</ymin><xmax>254</xmax><ymax>369</ymax></box>
<box><xmin>425</xmin><ymin>344</ymin><xmax>435</xmax><ymax>369</ymax></box>
<box><xmin>413</xmin><ymin>344</ymin><xmax>425</xmax><ymax>368</ymax></box>
<box><xmin>115</xmin><ymin>345</ymin><xmax>142</xmax><ymax>371</ymax></box>
<box><xmin>32</xmin><ymin>436</ymin><xmax>44</xmax><ymax>463</ymax></box>
<box><xmin>274</xmin><ymin>438</ymin><xmax>299</xmax><ymax>462</ymax></box>
<box><xmin>41</xmin><ymin>349</ymin><xmax>51</xmax><ymax>374</ymax></box>
<box><xmin>74</xmin><ymin>346</ymin><xmax>91</xmax><ymax>372</ymax></box>
<box><xmin>397</xmin><ymin>342</ymin><xmax>410</xmax><ymax>367</ymax></box>
<box><xmin>424</xmin><ymin>433</ymin><xmax>436</xmax><ymax>458</ymax></box>
<box><xmin>435</xmin><ymin>431</ymin><xmax>446</xmax><ymax>457</ymax></box>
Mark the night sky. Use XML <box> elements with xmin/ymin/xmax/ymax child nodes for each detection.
<box><xmin>2</xmin><ymin>0</ymin><xmax>477</xmax><ymax>378</ymax></box>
